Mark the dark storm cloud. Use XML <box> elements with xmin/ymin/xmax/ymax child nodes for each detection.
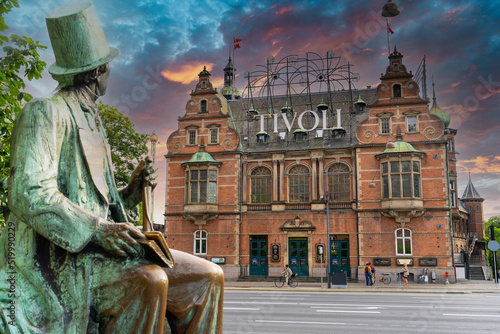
<box><xmin>3</xmin><ymin>0</ymin><xmax>500</xmax><ymax>218</ymax></box>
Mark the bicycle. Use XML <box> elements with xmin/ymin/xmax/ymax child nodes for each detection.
<box><xmin>374</xmin><ymin>273</ymin><xmax>391</xmax><ymax>284</ymax></box>
<box><xmin>274</xmin><ymin>273</ymin><xmax>298</xmax><ymax>288</ymax></box>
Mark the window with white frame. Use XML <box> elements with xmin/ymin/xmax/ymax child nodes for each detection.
<box><xmin>450</xmin><ymin>180</ymin><xmax>456</xmax><ymax>207</ymax></box>
<box><xmin>395</xmin><ymin>228</ymin><xmax>412</xmax><ymax>255</ymax></box>
<box><xmin>407</xmin><ymin>116</ymin><xmax>417</xmax><ymax>133</ymax></box>
<box><xmin>210</xmin><ymin>128</ymin><xmax>218</xmax><ymax>144</ymax></box>
<box><xmin>194</xmin><ymin>230</ymin><xmax>207</xmax><ymax>254</ymax></box>
<box><xmin>186</xmin><ymin>168</ymin><xmax>217</xmax><ymax>203</ymax></box>
<box><xmin>187</xmin><ymin>130</ymin><xmax>197</xmax><ymax>145</ymax></box>
<box><xmin>380</xmin><ymin>117</ymin><xmax>390</xmax><ymax>134</ymax></box>
<box><xmin>382</xmin><ymin>160</ymin><xmax>421</xmax><ymax>199</ymax></box>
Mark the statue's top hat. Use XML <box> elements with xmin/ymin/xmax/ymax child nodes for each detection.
<box><xmin>45</xmin><ymin>2</ymin><xmax>118</xmax><ymax>77</ymax></box>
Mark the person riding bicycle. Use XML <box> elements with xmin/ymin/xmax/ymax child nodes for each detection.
<box><xmin>282</xmin><ymin>264</ymin><xmax>293</xmax><ymax>286</ymax></box>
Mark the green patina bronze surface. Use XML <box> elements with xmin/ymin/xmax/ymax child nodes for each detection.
<box><xmin>0</xmin><ymin>3</ymin><xmax>224</xmax><ymax>333</ymax></box>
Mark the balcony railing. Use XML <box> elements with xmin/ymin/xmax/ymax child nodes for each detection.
<box><xmin>328</xmin><ymin>201</ymin><xmax>352</xmax><ymax>209</ymax></box>
<box><xmin>285</xmin><ymin>203</ymin><xmax>310</xmax><ymax>210</ymax></box>
<box><xmin>247</xmin><ymin>203</ymin><xmax>272</xmax><ymax>211</ymax></box>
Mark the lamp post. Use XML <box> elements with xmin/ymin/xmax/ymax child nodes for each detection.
<box><xmin>325</xmin><ymin>170</ymin><xmax>331</xmax><ymax>288</ymax></box>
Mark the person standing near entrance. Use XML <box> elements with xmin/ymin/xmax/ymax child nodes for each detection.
<box><xmin>282</xmin><ymin>264</ymin><xmax>293</xmax><ymax>286</ymax></box>
<box><xmin>364</xmin><ymin>262</ymin><xmax>373</xmax><ymax>286</ymax></box>
<box><xmin>402</xmin><ymin>263</ymin><xmax>410</xmax><ymax>286</ymax></box>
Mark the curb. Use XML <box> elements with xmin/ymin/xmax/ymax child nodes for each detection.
<box><xmin>224</xmin><ymin>287</ymin><xmax>497</xmax><ymax>294</ymax></box>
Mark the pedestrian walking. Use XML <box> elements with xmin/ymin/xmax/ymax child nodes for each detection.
<box><xmin>364</xmin><ymin>262</ymin><xmax>373</xmax><ymax>286</ymax></box>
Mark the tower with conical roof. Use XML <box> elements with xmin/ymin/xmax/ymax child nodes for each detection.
<box><xmin>221</xmin><ymin>57</ymin><xmax>240</xmax><ymax>100</ymax></box>
<box><xmin>461</xmin><ymin>174</ymin><xmax>485</xmax><ymax>239</ymax></box>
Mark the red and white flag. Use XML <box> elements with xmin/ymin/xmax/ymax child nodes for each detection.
<box><xmin>234</xmin><ymin>37</ymin><xmax>242</xmax><ymax>50</ymax></box>
<box><xmin>387</xmin><ymin>21</ymin><xmax>394</xmax><ymax>35</ymax></box>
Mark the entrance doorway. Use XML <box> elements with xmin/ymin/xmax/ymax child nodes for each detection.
<box><xmin>249</xmin><ymin>236</ymin><xmax>268</xmax><ymax>276</ymax></box>
<box><xmin>289</xmin><ymin>237</ymin><xmax>309</xmax><ymax>277</ymax></box>
<box><xmin>330</xmin><ymin>237</ymin><xmax>350</xmax><ymax>277</ymax></box>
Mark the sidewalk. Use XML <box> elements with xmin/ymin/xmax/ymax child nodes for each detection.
<box><xmin>224</xmin><ymin>279</ymin><xmax>500</xmax><ymax>294</ymax></box>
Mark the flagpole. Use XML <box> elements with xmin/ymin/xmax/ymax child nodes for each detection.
<box><xmin>232</xmin><ymin>37</ymin><xmax>235</xmax><ymax>100</ymax></box>
<box><xmin>386</xmin><ymin>19</ymin><xmax>391</xmax><ymax>55</ymax></box>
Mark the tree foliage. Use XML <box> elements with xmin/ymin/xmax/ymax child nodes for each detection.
<box><xmin>1</xmin><ymin>0</ymin><xmax>47</xmax><ymax>228</ymax></box>
<box><xmin>96</xmin><ymin>102</ymin><xmax>149</xmax><ymax>188</ymax></box>
<box><xmin>484</xmin><ymin>215</ymin><xmax>500</xmax><ymax>274</ymax></box>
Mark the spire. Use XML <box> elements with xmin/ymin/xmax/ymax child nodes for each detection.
<box><xmin>462</xmin><ymin>173</ymin><xmax>483</xmax><ymax>200</ymax></box>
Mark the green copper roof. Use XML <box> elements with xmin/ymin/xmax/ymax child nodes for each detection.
<box><xmin>429</xmin><ymin>81</ymin><xmax>450</xmax><ymax>128</ymax></box>
<box><xmin>185</xmin><ymin>151</ymin><xmax>221</xmax><ymax>164</ymax></box>
<box><xmin>220</xmin><ymin>85</ymin><xmax>240</xmax><ymax>97</ymax></box>
<box><xmin>293</xmin><ymin>128</ymin><xmax>307</xmax><ymax>134</ymax></box>
<box><xmin>380</xmin><ymin>140</ymin><xmax>422</xmax><ymax>154</ymax></box>
<box><xmin>429</xmin><ymin>99</ymin><xmax>450</xmax><ymax>128</ymax></box>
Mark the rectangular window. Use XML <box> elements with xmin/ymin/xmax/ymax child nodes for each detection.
<box><xmin>210</xmin><ymin>129</ymin><xmax>218</xmax><ymax>144</ymax></box>
<box><xmin>407</xmin><ymin>116</ymin><xmax>417</xmax><ymax>132</ymax></box>
<box><xmin>380</xmin><ymin>118</ymin><xmax>390</xmax><ymax>134</ymax></box>
<box><xmin>188</xmin><ymin>130</ymin><xmax>197</xmax><ymax>145</ymax></box>
<box><xmin>187</xmin><ymin>169</ymin><xmax>217</xmax><ymax>203</ymax></box>
<box><xmin>382</xmin><ymin>160</ymin><xmax>421</xmax><ymax>199</ymax></box>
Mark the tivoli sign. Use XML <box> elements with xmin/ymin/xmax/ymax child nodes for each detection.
<box><xmin>253</xmin><ymin>109</ymin><xmax>343</xmax><ymax>134</ymax></box>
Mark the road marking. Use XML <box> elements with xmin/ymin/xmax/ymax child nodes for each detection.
<box><xmin>442</xmin><ymin>313</ymin><xmax>500</xmax><ymax>318</ymax></box>
<box><xmin>224</xmin><ymin>301</ymin><xmax>299</xmax><ymax>305</ymax></box>
<box><xmin>311</xmin><ymin>306</ymin><xmax>379</xmax><ymax>310</ymax></box>
<box><xmin>316</xmin><ymin>309</ymin><xmax>380</xmax><ymax>314</ymax></box>
<box><xmin>248</xmin><ymin>297</ymin><xmax>305</xmax><ymax>300</ymax></box>
<box><xmin>255</xmin><ymin>320</ymin><xmax>346</xmax><ymax>325</ymax></box>
<box><xmin>224</xmin><ymin>307</ymin><xmax>260</xmax><ymax>311</ymax></box>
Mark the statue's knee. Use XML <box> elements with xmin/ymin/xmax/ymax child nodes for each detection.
<box><xmin>208</xmin><ymin>262</ymin><xmax>225</xmax><ymax>284</ymax></box>
<box><xmin>142</xmin><ymin>265</ymin><xmax>169</xmax><ymax>291</ymax></box>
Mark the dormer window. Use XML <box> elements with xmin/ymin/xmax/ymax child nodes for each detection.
<box><xmin>294</xmin><ymin>129</ymin><xmax>307</xmax><ymax>142</ymax></box>
<box><xmin>393</xmin><ymin>84</ymin><xmax>402</xmax><ymax>98</ymax></box>
<box><xmin>256</xmin><ymin>132</ymin><xmax>268</xmax><ymax>144</ymax></box>
<box><xmin>200</xmin><ymin>100</ymin><xmax>207</xmax><ymax>113</ymax></box>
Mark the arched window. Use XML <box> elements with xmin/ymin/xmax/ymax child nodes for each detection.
<box><xmin>251</xmin><ymin>166</ymin><xmax>272</xmax><ymax>203</ymax></box>
<box><xmin>393</xmin><ymin>84</ymin><xmax>402</xmax><ymax>98</ymax></box>
<box><xmin>194</xmin><ymin>230</ymin><xmax>207</xmax><ymax>255</ymax></box>
<box><xmin>288</xmin><ymin>165</ymin><xmax>310</xmax><ymax>203</ymax></box>
<box><xmin>327</xmin><ymin>164</ymin><xmax>350</xmax><ymax>202</ymax></box>
<box><xmin>395</xmin><ymin>228</ymin><xmax>412</xmax><ymax>255</ymax></box>
<box><xmin>200</xmin><ymin>100</ymin><xmax>207</xmax><ymax>113</ymax></box>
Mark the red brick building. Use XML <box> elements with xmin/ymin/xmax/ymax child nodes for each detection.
<box><xmin>164</xmin><ymin>49</ymin><xmax>486</xmax><ymax>282</ymax></box>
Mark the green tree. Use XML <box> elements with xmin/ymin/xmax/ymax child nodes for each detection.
<box><xmin>1</xmin><ymin>0</ymin><xmax>47</xmax><ymax>228</ymax></box>
<box><xmin>96</xmin><ymin>102</ymin><xmax>149</xmax><ymax>188</ymax></box>
<box><xmin>484</xmin><ymin>215</ymin><xmax>500</xmax><ymax>275</ymax></box>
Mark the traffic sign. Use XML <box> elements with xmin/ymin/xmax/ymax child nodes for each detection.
<box><xmin>488</xmin><ymin>240</ymin><xmax>500</xmax><ymax>252</ymax></box>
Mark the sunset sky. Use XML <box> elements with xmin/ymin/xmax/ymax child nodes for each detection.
<box><xmin>4</xmin><ymin>0</ymin><xmax>500</xmax><ymax>222</ymax></box>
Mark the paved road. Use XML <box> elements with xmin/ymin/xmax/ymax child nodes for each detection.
<box><xmin>223</xmin><ymin>290</ymin><xmax>500</xmax><ymax>333</ymax></box>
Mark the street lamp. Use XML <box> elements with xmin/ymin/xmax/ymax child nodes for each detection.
<box><xmin>325</xmin><ymin>170</ymin><xmax>331</xmax><ymax>288</ymax></box>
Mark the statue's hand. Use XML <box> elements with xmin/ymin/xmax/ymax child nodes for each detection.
<box><xmin>120</xmin><ymin>156</ymin><xmax>158</xmax><ymax>206</ymax></box>
<box><xmin>93</xmin><ymin>222</ymin><xmax>146</xmax><ymax>258</ymax></box>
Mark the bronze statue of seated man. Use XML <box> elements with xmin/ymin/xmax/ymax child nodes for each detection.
<box><xmin>0</xmin><ymin>3</ymin><xmax>223</xmax><ymax>333</ymax></box>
